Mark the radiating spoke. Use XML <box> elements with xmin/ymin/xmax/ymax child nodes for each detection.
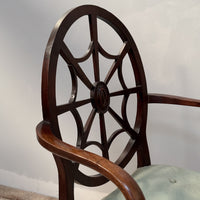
<box><xmin>60</xmin><ymin>42</ymin><xmax>93</xmax><ymax>90</ymax></box>
<box><xmin>56</xmin><ymin>98</ymin><xmax>91</xmax><ymax>115</ymax></box>
<box><xmin>104</xmin><ymin>42</ymin><xmax>130</xmax><ymax>85</ymax></box>
<box><xmin>110</xmin><ymin>86</ymin><xmax>142</xmax><ymax>97</ymax></box>
<box><xmin>99</xmin><ymin>113</ymin><xmax>109</xmax><ymax>159</ymax></box>
<box><xmin>108</xmin><ymin>106</ymin><xmax>137</xmax><ymax>139</ymax></box>
<box><xmin>89</xmin><ymin>14</ymin><xmax>100</xmax><ymax>82</ymax></box>
<box><xmin>82</xmin><ymin>108</ymin><xmax>96</xmax><ymax>146</ymax></box>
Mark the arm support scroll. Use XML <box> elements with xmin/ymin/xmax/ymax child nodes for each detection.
<box><xmin>148</xmin><ymin>93</ymin><xmax>200</xmax><ymax>107</ymax></box>
<box><xmin>36</xmin><ymin>121</ymin><xmax>145</xmax><ymax>200</ymax></box>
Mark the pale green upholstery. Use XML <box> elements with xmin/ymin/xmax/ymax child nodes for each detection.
<box><xmin>103</xmin><ymin>165</ymin><xmax>200</xmax><ymax>200</ymax></box>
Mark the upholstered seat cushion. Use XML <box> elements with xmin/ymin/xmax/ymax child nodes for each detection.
<box><xmin>103</xmin><ymin>165</ymin><xmax>200</xmax><ymax>200</ymax></box>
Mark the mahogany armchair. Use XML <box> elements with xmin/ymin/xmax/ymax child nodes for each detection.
<box><xmin>36</xmin><ymin>5</ymin><xmax>200</xmax><ymax>200</ymax></box>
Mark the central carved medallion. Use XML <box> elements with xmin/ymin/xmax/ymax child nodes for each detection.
<box><xmin>91</xmin><ymin>82</ymin><xmax>110</xmax><ymax>113</ymax></box>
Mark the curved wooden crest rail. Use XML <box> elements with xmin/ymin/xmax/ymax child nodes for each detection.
<box><xmin>37</xmin><ymin>5</ymin><xmax>200</xmax><ymax>200</ymax></box>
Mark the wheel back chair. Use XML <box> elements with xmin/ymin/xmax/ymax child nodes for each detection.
<box><xmin>36</xmin><ymin>5</ymin><xmax>200</xmax><ymax>200</ymax></box>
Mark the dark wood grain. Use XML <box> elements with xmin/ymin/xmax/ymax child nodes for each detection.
<box><xmin>104</xmin><ymin>42</ymin><xmax>130</xmax><ymax>85</ymax></box>
<box><xmin>110</xmin><ymin>86</ymin><xmax>142</xmax><ymax>97</ymax></box>
<box><xmin>39</xmin><ymin>5</ymin><xmax>150</xmax><ymax>198</ymax></box>
<box><xmin>74</xmin><ymin>41</ymin><xmax>94</xmax><ymax>63</ymax></box>
<box><xmin>148</xmin><ymin>93</ymin><xmax>200</xmax><ymax>107</ymax></box>
<box><xmin>89</xmin><ymin>14</ymin><xmax>100</xmax><ymax>82</ymax></box>
<box><xmin>82</xmin><ymin>108</ymin><xmax>96</xmax><ymax>147</ymax></box>
<box><xmin>37</xmin><ymin>4</ymin><xmax>200</xmax><ymax>200</ymax></box>
<box><xmin>98</xmin><ymin>42</ymin><xmax>119</xmax><ymax>59</ymax></box>
<box><xmin>99</xmin><ymin>113</ymin><xmax>109</xmax><ymax>159</ymax></box>
<box><xmin>60</xmin><ymin>42</ymin><xmax>93</xmax><ymax>90</ymax></box>
<box><xmin>56</xmin><ymin>98</ymin><xmax>91</xmax><ymax>115</ymax></box>
<box><xmin>108</xmin><ymin>106</ymin><xmax>138</xmax><ymax>139</ymax></box>
<box><xmin>37</xmin><ymin>121</ymin><xmax>145</xmax><ymax>200</ymax></box>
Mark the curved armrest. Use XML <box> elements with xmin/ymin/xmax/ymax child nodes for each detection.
<box><xmin>148</xmin><ymin>93</ymin><xmax>200</xmax><ymax>107</ymax></box>
<box><xmin>36</xmin><ymin>121</ymin><xmax>145</xmax><ymax>200</ymax></box>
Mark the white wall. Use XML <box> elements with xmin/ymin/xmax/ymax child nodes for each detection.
<box><xmin>0</xmin><ymin>0</ymin><xmax>200</xmax><ymax>199</ymax></box>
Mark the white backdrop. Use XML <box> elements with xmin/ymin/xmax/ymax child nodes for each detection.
<box><xmin>0</xmin><ymin>0</ymin><xmax>200</xmax><ymax>199</ymax></box>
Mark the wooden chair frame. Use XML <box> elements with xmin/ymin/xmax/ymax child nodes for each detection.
<box><xmin>36</xmin><ymin>5</ymin><xmax>200</xmax><ymax>200</ymax></box>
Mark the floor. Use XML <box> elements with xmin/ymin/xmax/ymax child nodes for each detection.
<box><xmin>0</xmin><ymin>185</ymin><xmax>57</xmax><ymax>200</ymax></box>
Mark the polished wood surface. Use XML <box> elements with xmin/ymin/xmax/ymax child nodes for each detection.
<box><xmin>37</xmin><ymin>121</ymin><xmax>145</xmax><ymax>200</ymax></box>
<box><xmin>148</xmin><ymin>93</ymin><xmax>200</xmax><ymax>107</ymax></box>
<box><xmin>37</xmin><ymin>5</ymin><xmax>200</xmax><ymax>200</ymax></box>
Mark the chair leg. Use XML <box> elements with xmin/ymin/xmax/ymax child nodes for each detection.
<box><xmin>54</xmin><ymin>156</ymin><xmax>75</xmax><ymax>200</ymax></box>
